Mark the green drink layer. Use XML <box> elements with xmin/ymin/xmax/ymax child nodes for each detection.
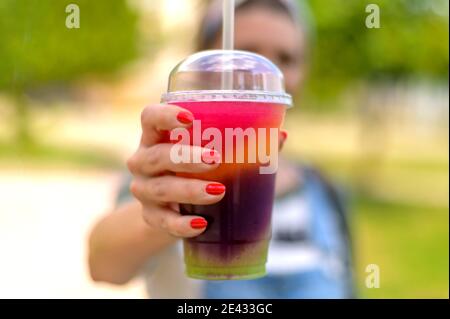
<box><xmin>183</xmin><ymin>239</ymin><xmax>269</xmax><ymax>280</ymax></box>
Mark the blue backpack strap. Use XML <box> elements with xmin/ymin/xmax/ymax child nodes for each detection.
<box><xmin>300</xmin><ymin>164</ymin><xmax>355</xmax><ymax>298</ymax></box>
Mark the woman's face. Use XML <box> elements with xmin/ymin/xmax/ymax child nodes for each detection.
<box><xmin>212</xmin><ymin>7</ymin><xmax>307</xmax><ymax>95</ymax></box>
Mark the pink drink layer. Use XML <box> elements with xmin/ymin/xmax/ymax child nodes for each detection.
<box><xmin>169</xmin><ymin>101</ymin><xmax>285</xmax><ymax>280</ymax></box>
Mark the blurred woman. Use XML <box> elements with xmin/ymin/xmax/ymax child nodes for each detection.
<box><xmin>88</xmin><ymin>0</ymin><xmax>354</xmax><ymax>299</ymax></box>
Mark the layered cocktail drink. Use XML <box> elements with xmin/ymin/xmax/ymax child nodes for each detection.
<box><xmin>162</xmin><ymin>50</ymin><xmax>292</xmax><ymax>280</ymax></box>
<box><xmin>173</xmin><ymin>101</ymin><xmax>285</xmax><ymax>279</ymax></box>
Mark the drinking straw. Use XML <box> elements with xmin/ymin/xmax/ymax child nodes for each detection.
<box><xmin>222</xmin><ymin>0</ymin><xmax>235</xmax><ymax>51</ymax></box>
<box><xmin>221</xmin><ymin>0</ymin><xmax>235</xmax><ymax>90</ymax></box>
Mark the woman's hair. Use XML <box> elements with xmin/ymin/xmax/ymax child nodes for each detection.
<box><xmin>196</xmin><ymin>0</ymin><xmax>313</xmax><ymax>51</ymax></box>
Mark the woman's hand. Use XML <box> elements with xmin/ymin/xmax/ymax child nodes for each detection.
<box><xmin>127</xmin><ymin>104</ymin><xmax>225</xmax><ymax>238</ymax></box>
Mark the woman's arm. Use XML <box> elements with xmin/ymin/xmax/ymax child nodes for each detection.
<box><xmin>88</xmin><ymin>200</ymin><xmax>176</xmax><ymax>285</ymax></box>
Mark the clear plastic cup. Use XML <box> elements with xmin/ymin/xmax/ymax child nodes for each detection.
<box><xmin>162</xmin><ymin>50</ymin><xmax>292</xmax><ymax>280</ymax></box>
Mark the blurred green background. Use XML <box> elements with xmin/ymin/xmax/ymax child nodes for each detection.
<box><xmin>0</xmin><ymin>0</ymin><xmax>448</xmax><ymax>298</ymax></box>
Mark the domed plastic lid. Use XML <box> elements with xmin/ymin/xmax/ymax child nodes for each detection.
<box><xmin>161</xmin><ymin>50</ymin><xmax>292</xmax><ymax>107</ymax></box>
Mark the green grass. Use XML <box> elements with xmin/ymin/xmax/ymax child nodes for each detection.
<box><xmin>0</xmin><ymin>140</ymin><xmax>122</xmax><ymax>170</ymax></box>
<box><xmin>353</xmin><ymin>195</ymin><xmax>449</xmax><ymax>298</ymax></box>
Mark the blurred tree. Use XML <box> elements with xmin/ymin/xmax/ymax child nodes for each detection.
<box><xmin>298</xmin><ymin>0</ymin><xmax>448</xmax><ymax>192</ymax></box>
<box><xmin>0</xmin><ymin>0</ymin><xmax>138</xmax><ymax>146</ymax></box>
<box><xmin>302</xmin><ymin>0</ymin><xmax>449</xmax><ymax>107</ymax></box>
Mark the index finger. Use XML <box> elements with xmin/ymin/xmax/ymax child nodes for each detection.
<box><xmin>140</xmin><ymin>104</ymin><xmax>194</xmax><ymax>146</ymax></box>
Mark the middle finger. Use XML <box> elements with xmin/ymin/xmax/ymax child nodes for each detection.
<box><xmin>130</xmin><ymin>175</ymin><xmax>226</xmax><ymax>205</ymax></box>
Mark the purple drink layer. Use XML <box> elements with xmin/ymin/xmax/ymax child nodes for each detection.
<box><xmin>181</xmin><ymin>165</ymin><xmax>275</xmax><ymax>279</ymax></box>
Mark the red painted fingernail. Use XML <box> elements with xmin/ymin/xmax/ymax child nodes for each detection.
<box><xmin>280</xmin><ymin>130</ymin><xmax>288</xmax><ymax>141</ymax></box>
<box><xmin>201</xmin><ymin>150</ymin><xmax>221</xmax><ymax>164</ymax></box>
<box><xmin>190</xmin><ymin>218</ymin><xmax>208</xmax><ymax>229</ymax></box>
<box><xmin>206</xmin><ymin>183</ymin><xmax>226</xmax><ymax>195</ymax></box>
<box><xmin>177</xmin><ymin>111</ymin><xmax>194</xmax><ymax>125</ymax></box>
